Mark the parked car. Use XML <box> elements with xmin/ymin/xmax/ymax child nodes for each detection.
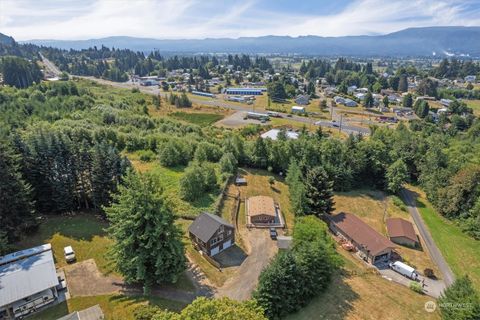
<box><xmin>64</xmin><ymin>246</ymin><xmax>76</xmax><ymax>263</ymax></box>
<box><xmin>269</xmin><ymin>227</ymin><xmax>277</xmax><ymax>240</ymax></box>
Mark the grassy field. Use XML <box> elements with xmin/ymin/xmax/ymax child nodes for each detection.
<box><xmin>169</xmin><ymin>111</ymin><xmax>225</xmax><ymax>126</ymax></box>
<box><xmin>287</xmin><ymin>248</ymin><xmax>440</xmax><ymax>320</ymax></box>
<box><xmin>30</xmin><ymin>294</ymin><xmax>186</xmax><ymax>320</ymax></box>
<box><xmin>465</xmin><ymin>99</ymin><xmax>480</xmax><ymax>116</ymax></box>
<box><xmin>127</xmin><ymin>152</ymin><xmax>220</xmax><ymax>218</ymax></box>
<box><xmin>18</xmin><ymin>213</ymin><xmax>116</xmax><ymax>275</ymax></box>
<box><xmin>410</xmin><ymin>187</ymin><xmax>480</xmax><ymax>289</ymax></box>
<box><xmin>333</xmin><ymin>189</ymin><xmax>439</xmax><ymax>275</ymax></box>
<box><xmin>17</xmin><ymin>213</ymin><xmax>194</xmax><ymax>292</ymax></box>
<box><xmin>226</xmin><ymin>168</ymin><xmax>295</xmax><ymax>233</ymax></box>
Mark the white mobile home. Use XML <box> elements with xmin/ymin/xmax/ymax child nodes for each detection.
<box><xmin>0</xmin><ymin>244</ymin><xmax>60</xmax><ymax>319</ymax></box>
<box><xmin>291</xmin><ymin>106</ymin><xmax>305</xmax><ymax>113</ymax></box>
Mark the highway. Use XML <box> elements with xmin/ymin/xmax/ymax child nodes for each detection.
<box><xmin>78</xmin><ymin>76</ymin><xmax>370</xmax><ymax>135</ymax></box>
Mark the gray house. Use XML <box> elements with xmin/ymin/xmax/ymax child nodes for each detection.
<box><xmin>295</xmin><ymin>94</ymin><xmax>310</xmax><ymax>105</ymax></box>
<box><xmin>189</xmin><ymin>213</ymin><xmax>235</xmax><ymax>256</ymax></box>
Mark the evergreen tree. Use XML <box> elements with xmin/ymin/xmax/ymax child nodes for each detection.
<box><xmin>364</xmin><ymin>92</ymin><xmax>374</xmax><ymax>108</ymax></box>
<box><xmin>286</xmin><ymin>161</ymin><xmax>308</xmax><ymax>216</ymax></box>
<box><xmin>304</xmin><ymin>166</ymin><xmax>335</xmax><ymax>216</ymax></box>
<box><xmin>403</xmin><ymin>93</ymin><xmax>413</xmax><ymax>108</ymax></box>
<box><xmin>105</xmin><ymin>170</ymin><xmax>186</xmax><ymax>294</ymax></box>
<box><xmin>0</xmin><ymin>142</ymin><xmax>35</xmax><ymax>243</ymax></box>
<box><xmin>398</xmin><ymin>74</ymin><xmax>408</xmax><ymax>92</ymax></box>
<box><xmin>438</xmin><ymin>276</ymin><xmax>480</xmax><ymax>320</ymax></box>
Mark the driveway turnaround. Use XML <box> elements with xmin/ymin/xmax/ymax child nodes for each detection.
<box><xmin>216</xmin><ymin>229</ymin><xmax>277</xmax><ymax>300</ymax></box>
<box><xmin>400</xmin><ymin>189</ymin><xmax>455</xmax><ymax>287</ymax></box>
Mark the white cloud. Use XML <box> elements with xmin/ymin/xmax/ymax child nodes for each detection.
<box><xmin>1</xmin><ymin>0</ymin><xmax>479</xmax><ymax>40</ymax></box>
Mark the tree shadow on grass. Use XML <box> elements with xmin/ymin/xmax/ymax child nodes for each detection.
<box><xmin>288</xmin><ymin>272</ymin><xmax>359</xmax><ymax>320</ymax></box>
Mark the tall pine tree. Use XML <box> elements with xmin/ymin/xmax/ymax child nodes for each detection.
<box><xmin>0</xmin><ymin>142</ymin><xmax>35</xmax><ymax>244</ymax></box>
<box><xmin>304</xmin><ymin>166</ymin><xmax>335</xmax><ymax>216</ymax></box>
<box><xmin>105</xmin><ymin>170</ymin><xmax>186</xmax><ymax>294</ymax></box>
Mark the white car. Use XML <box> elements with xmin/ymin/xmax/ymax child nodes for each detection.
<box><xmin>64</xmin><ymin>246</ymin><xmax>76</xmax><ymax>263</ymax></box>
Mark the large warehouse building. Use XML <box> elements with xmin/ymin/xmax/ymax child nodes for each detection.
<box><xmin>0</xmin><ymin>244</ymin><xmax>59</xmax><ymax>319</ymax></box>
<box><xmin>225</xmin><ymin>88</ymin><xmax>265</xmax><ymax>95</ymax></box>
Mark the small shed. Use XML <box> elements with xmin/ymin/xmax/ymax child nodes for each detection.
<box><xmin>235</xmin><ymin>177</ymin><xmax>247</xmax><ymax>186</ymax></box>
<box><xmin>57</xmin><ymin>304</ymin><xmax>104</xmax><ymax>320</ymax></box>
<box><xmin>277</xmin><ymin>236</ymin><xmax>293</xmax><ymax>250</ymax></box>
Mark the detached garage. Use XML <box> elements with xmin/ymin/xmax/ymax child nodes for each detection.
<box><xmin>386</xmin><ymin>218</ymin><xmax>419</xmax><ymax>247</ymax></box>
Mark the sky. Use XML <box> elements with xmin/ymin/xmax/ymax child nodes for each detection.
<box><xmin>1</xmin><ymin>0</ymin><xmax>480</xmax><ymax>41</ymax></box>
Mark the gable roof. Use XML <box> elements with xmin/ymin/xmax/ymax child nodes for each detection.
<box><xmin>188</xmin><ymin>213</ymin><xmax>233</xmax><ymax>243</ymax></box>
<box><xmin>57</xmin><ymin>304</ymin><xmax>104</xmax><ymax>320</ymax></box>
<box><xmin>0</xmin><ymin>244</ymin><xmax>59</xmax><ymax>307</ymax></box>
<box><xmin>386</xmin><ymin>218</ymin><xmax>418</xmax><ymax>243</ymax></box>
<box><xmin>330</xmin><ymin>212</ymin><xmax>396</xmax><ymax>256</ymax></box>
<box><xmin>247</xmin><ymin>196</ymin><xmax>276</xmax><ymax>217</ymax></box>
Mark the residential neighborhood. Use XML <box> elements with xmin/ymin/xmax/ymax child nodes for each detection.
<box><xmin>1</xmin><ymin>2</ymin><xmax>480</xmax><ymax>320</ymax></box>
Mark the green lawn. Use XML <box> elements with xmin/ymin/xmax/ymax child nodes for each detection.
<box><xmin>128</xmin><ymin>153</ymin><xmax>220</xmax><ymax>218</ymax></box>
<box><xmin>465</xmin><ymin>99</ymin><xmax>480</xmax><ymax>116</ymax></box>
<box><xmin>30</xmin><ymin>294</ymin><xmax>186</xmax><ymax>320</ymax></box>
<box><xmin>17</xmin><ymin>213</ymin><xmax>195</xmax><ymax>291</ymax></box>
<box><xmin>169</xmin><ymin>111</ymin><xmax>224</xmax><ymax>126</ymax></box>
<box><xmin>18</xmin><ymin>213</ymin><xmax>116</xmax><ymax>275</ymax></box>
<box><xmin>416</xmin><ymin>198</ymin><xmax>480</xmax><ymax>289</ymax></box>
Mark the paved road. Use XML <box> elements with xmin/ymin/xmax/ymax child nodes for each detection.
<box><xmin>400</xmin><ymin>189</ymin><xmax>455</xmax><ymax>287</ymax></box>
<box><xmin>315</xmin><ymin>120</ymin><xmax>370</xmax><ymax>136</ymax></box>
<box><xmin>216</xmin><ymin>229</ymin><xmax>277</xmax><ymax>300</ymax></box>
<box><xmin>78</xmin><ymin>76</ymin><xmax>370</xmax><ymax>135</ymax></box>
<box><xmin>40</xmin><ymin>53</ymin><xmax>62</xmax><ymax>77</ymax></box>
<box><xmin>378</xmin><ymin>268</ymin><xmax>445</xmax><ymax>298</ymax></box>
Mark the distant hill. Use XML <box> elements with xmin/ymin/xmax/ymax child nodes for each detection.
<box><xmin>0</xmin><ymin>32</ymin><xmax>15</xmax><ymax>46</ymax></box>
<box><xmin>21</xmin><ymin>26</ymin><xmax>480</xmax><ymax>57</ymax></box>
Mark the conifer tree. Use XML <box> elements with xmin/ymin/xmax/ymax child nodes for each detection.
<box><xmin>105</xmin><ymin>170</ymin><xmax>186</xmax><ymax>294</ymax></box>
<box><xmin>304</xmin><ymin>166</ymin><xmax>335</xmax><ymax>216</ymax></box>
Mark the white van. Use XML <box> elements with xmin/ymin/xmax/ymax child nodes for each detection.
<box><xmin>64</xmin><ymin>246</ymin><xmax>76</xmax><ymax>263</ymax></box>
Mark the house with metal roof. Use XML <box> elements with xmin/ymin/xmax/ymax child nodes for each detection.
<box><xmin>0</xmin><ymin>244</ymin><xmax>59</xmax><ymax>319</ymax></box>
<box><xmin>189</xmin><ymin>213</ymin><xmax>235</xmax><ymax>257</ymax></box>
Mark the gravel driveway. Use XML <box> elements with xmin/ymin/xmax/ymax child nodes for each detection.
<box><xmin>216</xmin><ymin>229</ymin><xmax>277</xmax><ymax>300</ymax></box>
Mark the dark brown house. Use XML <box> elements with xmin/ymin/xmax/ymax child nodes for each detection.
<box><xmin>189</xmin><ymin>212</ymin><xmax>235</xmax><ymax>256</ymax></box>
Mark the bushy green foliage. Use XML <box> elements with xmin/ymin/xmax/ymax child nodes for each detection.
<box><xmin>304</xmin><ymin>166</ymin><xmax>335</xmax><ymax>216</ymax></box>
<box><xmin>386</xmin><ymin>159</ymin><xmax>409</xmax><ymax>193</ymax></box>
<box><xmin>438</xmin><ymin>276</ymin><xmax>480</xmax><ymax>320</ymax></box>
<box><xmin>409</xmin><ymin>281</ymin><xmax>423</xmax><ymax>294</ymax></box>
<box><xmin>254</xmin><ymin>217</ymin><xmax>340</xmax><ymax>319</ymax></box>
<box><xmin>179</xmin><ymin>162</ymin><xmax>218</xmax><ymax>201</ymax></box>
<box><xmin>105</xmin><ymin>170</ymin><xmax>186</xmax><ymax>294</ymax></box>
<box><xmin>139</xmin><ymin>297</ymin><xmax>266</xmax><ymax>320</ymax></box>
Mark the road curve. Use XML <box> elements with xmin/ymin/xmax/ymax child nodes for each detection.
<box><xmin>400</xmin><ymin>189</ymin><xmax>455</xmax><ymax>286</ymax></box>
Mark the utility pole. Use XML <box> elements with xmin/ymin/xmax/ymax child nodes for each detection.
<box><xmin>339</xmin><ymin>113</ymin><xmax>343</xmax><ymax>134</ymax></box>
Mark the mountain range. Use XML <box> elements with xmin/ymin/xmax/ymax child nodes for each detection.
<box><xmin>17</xmin><ymin>26</ymin><xmax>480</xmax><ymax>57</ymax></box>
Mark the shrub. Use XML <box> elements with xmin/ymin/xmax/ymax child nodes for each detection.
<box><xmin>392</xmin><ymin>195</ymin><xmax>407</xmax><ymax>212</ymax></box>
<box><xmin>424</xmin><ymin>268</ymin><xmax>435</xmax><ymax>278</ymax></box>
<box><xmin>138</xmin><ymin>150</ymin><xmax>155</xmax><ymax>162</ymax></box>
<box><xmin>409</xmin><ymin>281</ymin><xmax>423</xmax><ymax>294</ymax></box>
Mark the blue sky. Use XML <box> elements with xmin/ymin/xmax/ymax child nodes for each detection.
<box><xmin>1</xmin><ymin>0</ymin><xmax>480</xmax><ymax>40</ymax></box>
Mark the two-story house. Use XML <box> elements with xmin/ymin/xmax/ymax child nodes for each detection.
<box><xmin>188</xmin><ymin>212</ymin><xmax>235</xmax><ymax>256</ymax></box>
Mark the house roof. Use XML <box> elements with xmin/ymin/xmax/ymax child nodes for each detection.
<box><xmin>247</xmin><ymin>196</ymin><xmax>276</xmax><ymax>217</ymax></box>
<box><xmin>330</xmin><ymin>212</ymin><xmax>396</xmax><ymax>256</ymax></box>
<box><xmin>261</xmin><ymin>129</ymin><xmax>299</xmax><ymax>141</ymax></box>
<box><xmin>0</xmin><ymin>244</ymin><xmax>59</xmax><ymax>307</ymax></box>
<box><xmin>57</xmin><ymin>304</ymin><xmax>104</xmax><ymax>320</ymax></box>
<box><xmin>386</xmin><ymin>218</ymin><xmax>418</xmax><ymax>243</ymax></box>
<box><xmin>188</xmin><ymin>213</ymin><xmax>233</xmax><ymax>243</ymax></box>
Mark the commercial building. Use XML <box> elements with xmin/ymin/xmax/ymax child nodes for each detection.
<box><xmin>225</xmin><ymin>88</ymin><xmax>264</xmax><ymax>95</ymax></box>
<box><xmin>0</xmin><ymin>244</ymin><xmax>60</xmax><ymax>319</ymax></box>
<box><xmin>189</xmin><ymin>213</ymin><xmax>235</xmax><ymax>257</ymax></box>
<box><xmin>191</xmin><ymin>91</ymin><xmax>215</xmax><ymax>98</ymax></box>
<box><xmin>291</xmin><ymin>106</ymin><xmax>306</xmax><ymax>113</ymax></box>
<box><xmin>329</xmin><ymin>212</ymin><xmax>396</xmax><ymax>264</ymax></box>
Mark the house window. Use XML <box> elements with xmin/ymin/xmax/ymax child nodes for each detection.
<box><xmin>219</xmin><ymin>234</ymin><xmax>224</xmax><ymax>241</ymax></box>
<box><xmin>227</xmin><ymin>230</ymin><xmax>232</xmax><ymax>235</ymax></box>
<box><xmin>219</xmin><ymin>225</ymin><xmax>224</xmax><ymax>233</ymax></box>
